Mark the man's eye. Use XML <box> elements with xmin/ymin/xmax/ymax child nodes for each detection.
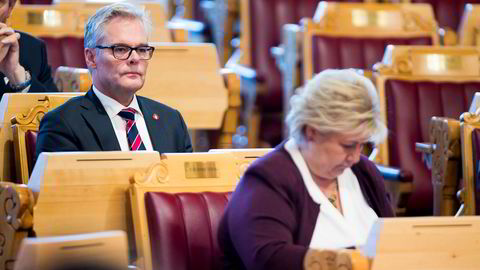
<box><xmin>114</xmin><ymin>47</ymin><xmax>129</xmax><ymax>54</ymax></box>
<box><xmin>137</xmin><ymin>47</ymin><xmax>149</xmax><ymax>53</ymax></box>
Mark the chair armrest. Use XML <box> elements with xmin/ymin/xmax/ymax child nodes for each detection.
<box><xmin>0</xmin><ymin>183</ymin><xmax>34</xmax><ymax>269</ymax></box>
<box><xmin>167</xmin><ymin>18</ymin><xmax>208</xmax><ymax>42</ymax></box>
<box><xmin>376</xmin><ymin>164</ymin><xmax>413</xmax><ymax>216</ymax></box>
<box><xmin>271</xmin><ymin>46</ymin><xmax>285</xmax><ymax>72</ymax></box>
<box><xmin>415</xmin><ymin>142</ymin><xmax>435</xmax><ymax>170</ymax></box>
<box><xmin>376</xmin><ymin>164</ymin><xmax>413</xmax><ymax>183</ymax></box>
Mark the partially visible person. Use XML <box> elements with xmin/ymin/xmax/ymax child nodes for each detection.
<box><xmin>0</xmin><ymin>0</ymin><xmax>58</xmax><ymax>96</ymax></box>
<box><xmin>218</xmin><ymin>69</ymin><xmax>394</xmax><ymax>270</ymax></box>
<box><xmin>35</xmin><ymin>2</ymin><xmax>192</xmax><ymax>161</ymax></box>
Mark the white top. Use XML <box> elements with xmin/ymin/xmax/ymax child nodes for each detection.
<box><xmin>284</xmin><ymin>138</ymin><xmax>378</xmax><ymax>249</ymax></box>
<box><xmin>93</xmin><ymin>86</ymin><xmax>153</xmax><ymax>151</ymax></box>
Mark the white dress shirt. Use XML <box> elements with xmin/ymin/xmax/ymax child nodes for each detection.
<box><xmin>93</xmin><ymin>86</ymin><xmax>153</xmax><ymax>151</ymax></box>
<box><xmin>284</xmin><ymin>138</ymin><xmax>378</xmax><ymax>249</ymax></box>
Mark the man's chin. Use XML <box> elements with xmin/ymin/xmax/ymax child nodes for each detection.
<box><xmin>120</xmin><ymin>80</ymin><xmax>144</xmax><ymax>92</ymax></box>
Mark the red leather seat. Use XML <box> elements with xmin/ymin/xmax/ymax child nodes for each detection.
<box><xmin>25</xmin><ymin>130</ymin><xmax>38</xmax><ymax>176</ymax></box>
<box><xmin>145</xmin><ymin>191</ymin><xmax>231</xmax><ymax>270</ymax></box>
<box><xmin>385</xmin><ymin>80</ymin><xmax>478</xmax><ymax>215</ymax></box>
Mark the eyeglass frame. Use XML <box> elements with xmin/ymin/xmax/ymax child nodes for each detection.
<box><xmin>94</xmin><ymin>45</ymin><xmax>155</xmax><ymax>60</ymax></box>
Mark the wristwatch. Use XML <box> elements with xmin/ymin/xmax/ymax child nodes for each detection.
<box><xmin>9</xmin><ymin>69</ymin><xmax>32</xmax><ymax>91</ymax></box>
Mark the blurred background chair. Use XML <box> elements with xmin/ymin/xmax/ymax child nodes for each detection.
<box><xmin>385</xmin><ymin>0</ymin><xmax>480</xmax><ymax>45</ymax></box>
<box><xmin>374</xmin><ymin>45</ymin><xmax>480</xmax><ymax>215</ymax></box>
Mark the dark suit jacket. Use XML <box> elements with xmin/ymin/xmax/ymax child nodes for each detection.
<box><xmin>1</xmin><ymin>31</ymin><xmax>58</xmax><ymax>97</ymax></box>
<box><xmin>218</xmin><ymin>142</ymin><xmax>394</xmax><ymax>270</ymax></box>
<box><xmin>35</xmin><ymin>89</ymin><xmax>193</xmax><ymax>161</ymax></box>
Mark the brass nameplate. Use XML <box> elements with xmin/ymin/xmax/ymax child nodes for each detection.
<box><xmin>351</xmin><ymin>10</ymin><xmax>392</xmax><ymax>28</ymax></box>
<box><xmin>27</xmin><ymin>10</ymin><xmax>62</xmax><ymax>27</ymax></box>
<box><xmin>424</xmin><ymin>54</ymin><xmax>462</xmax><ymax>72</ymax></box>
<box><xmin>184</xmin><ymin>161</ymin><xmax>218</xmax><ymax>179</ymax></box>
<box><xmin>411</xmin><ymin>51</ymin><xmax>479</xmax><ymax>76</ymax></box>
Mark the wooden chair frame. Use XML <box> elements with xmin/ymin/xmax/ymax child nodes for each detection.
<box><xmin>458</xmin><ymin>3</ymin><xmax>480</xmax><ymax>46</ymax></box>
<box><xmin>11</xmin><ymin>101</ymin><xmax>49</xmax><ymax>185</ymax></box>
<box><xmin>459</xmin><ymin>112</ymin><xmax>480</xmax><ymax>215</ymax></box>
<box><xmin>417</xmin><ymin>117</ymin><xmax>462</xmax><ymax>216</ymax></box>
<box><xmin>0</xmin><ymin>183</ymin><xmax>34</xmax><ymax>270</ymax></box>
<box><xmin>0</xmin><ymin>93</ymin><xmax>80</xmax><ymax>182</ymax></box>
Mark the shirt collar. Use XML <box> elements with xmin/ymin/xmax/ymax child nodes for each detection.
<box><xmin>92</xmin><ymin>86</ymin><xmax>143</xmax><ymax>118</ymax></box>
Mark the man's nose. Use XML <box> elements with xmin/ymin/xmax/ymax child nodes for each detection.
<box><xmin>128</xmin><ymin>49</ymin><xmax>141</xmax><ymax>62</ymax></box>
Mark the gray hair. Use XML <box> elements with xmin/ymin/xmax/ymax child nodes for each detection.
<box><xmin>84</xmin><ymin>2</ymin><xmax>153</xmax><ymax>48</ymax></box>
<box><xmin>285</xmin><ymin>69</ymin><xmax>387</xmax><ymax>145</ymax></box>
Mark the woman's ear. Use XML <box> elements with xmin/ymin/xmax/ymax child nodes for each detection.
<box><xmin>305</xmin><ymin>125</ymin><xmax>315</xmax><ymax>142</ymax></box>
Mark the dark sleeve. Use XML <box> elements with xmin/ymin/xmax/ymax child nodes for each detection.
<box><xmin>176</xmin><ymin>110</ymin><xmax>193</xmax><ymax>152</ymax></box>
<box><xmin>357</xmin><ymin>157</ymin><xmax>395</xmax><ymax>217</ymax></box>
<box><xmin>28</xmin><ymin>39</ymin><xmax>58</xmax><ymax>93</ymax></box>
<box><xmin>35</xmin><ymin>110</ymin><xmax>80</xmax><ymax>162</ymax></box>
<box><xmin>225</xmin><ymin>166</ymin><xmax>308</xmax><ymax>270</ymax></box>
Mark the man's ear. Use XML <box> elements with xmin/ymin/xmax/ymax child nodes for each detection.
<box><xmin>84</xmin><ymin>48</ymin><xmax>96</xmax><ymax>69</ymax></box>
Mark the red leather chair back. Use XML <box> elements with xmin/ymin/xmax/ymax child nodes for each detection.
<box><xmin>25</xmin><ymin>130</ymin><xmax>38</xmax><ymax>176</ymax></box>
<box><xmin>145</xmin><ymin>191</ymin><xmax>231</xmax><ymax>270</ymax></box>
<box><xmin>312</xmin><ymin>37</ymin><xmax>432</xmax><ymax>73</ymax></box>
<box><xmin>473</xmin><ymin>129</ymin><xmax>480</xmax><ymax>215</ymax></box>
<box><xmin>385</xmin><ymin>80</ymin><xmax>478</xmax><ymax>215</ymax></box>
<box><xmin>411</xmin><ymin>0</ymin><xmax>480</xmax><ymax>31</ymax></box>
<box><xmin>42</xmin><ymin>37</ymin><xmax>87</xmax><ymax>73</ymax></box>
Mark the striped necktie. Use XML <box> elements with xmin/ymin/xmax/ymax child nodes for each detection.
<box><xmin>118</xmin><ymin>108</ymin><xmax>146</xmax><ymax>151</ymax></box>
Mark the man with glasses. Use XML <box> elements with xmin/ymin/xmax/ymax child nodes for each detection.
<box><xmin>35</xmin><ymin>2</ymin><xmax>192</xmax><ymax>160</ymax></box>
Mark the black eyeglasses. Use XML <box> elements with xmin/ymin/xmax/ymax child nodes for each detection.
<box><xmin>95</xmin><ymin>45</ymin><xmax>155</xmax><ymax>60</ymax></box>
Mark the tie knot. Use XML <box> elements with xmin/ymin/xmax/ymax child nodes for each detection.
<box><xmin>118</xmin><ymin>108</ymin><xmax>136</xmax><ymax>121</ymax></box>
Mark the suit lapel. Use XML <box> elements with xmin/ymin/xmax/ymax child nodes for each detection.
<box><xmin>138</xmin><ymin>98</ymin><xmax>167</xmax><ymax>152</ymax></box>
<box><xmin>81</xmin><ymin>89</ymin><xmax>121</xmax><ymax>151</ymax></box>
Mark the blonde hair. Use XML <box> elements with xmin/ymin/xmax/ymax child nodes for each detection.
<box><xmin>285</xmin><ymin>69</ymin><xmax>387</xmax><ymax>145</ymax></box>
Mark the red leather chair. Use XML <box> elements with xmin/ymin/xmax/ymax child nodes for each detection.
<box><xmin>375</xmin><ymin>45</ymin><xmax>480</xmax><ymax>215</ymax></box>
<box><xmin>25</xmin><ymin>130</ymin><xmax>38</xmax><ymax>177</ymax></box>
<box><xmin>145</xmin><ymin>191</ymin><xmax>231</xmax><ymax>270</ymax></box>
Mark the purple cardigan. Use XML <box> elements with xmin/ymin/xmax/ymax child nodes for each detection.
<box><xmin>217</xmin><ymin>142</ymin><xmax>394</xmax><ymax>270</ymax></box>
